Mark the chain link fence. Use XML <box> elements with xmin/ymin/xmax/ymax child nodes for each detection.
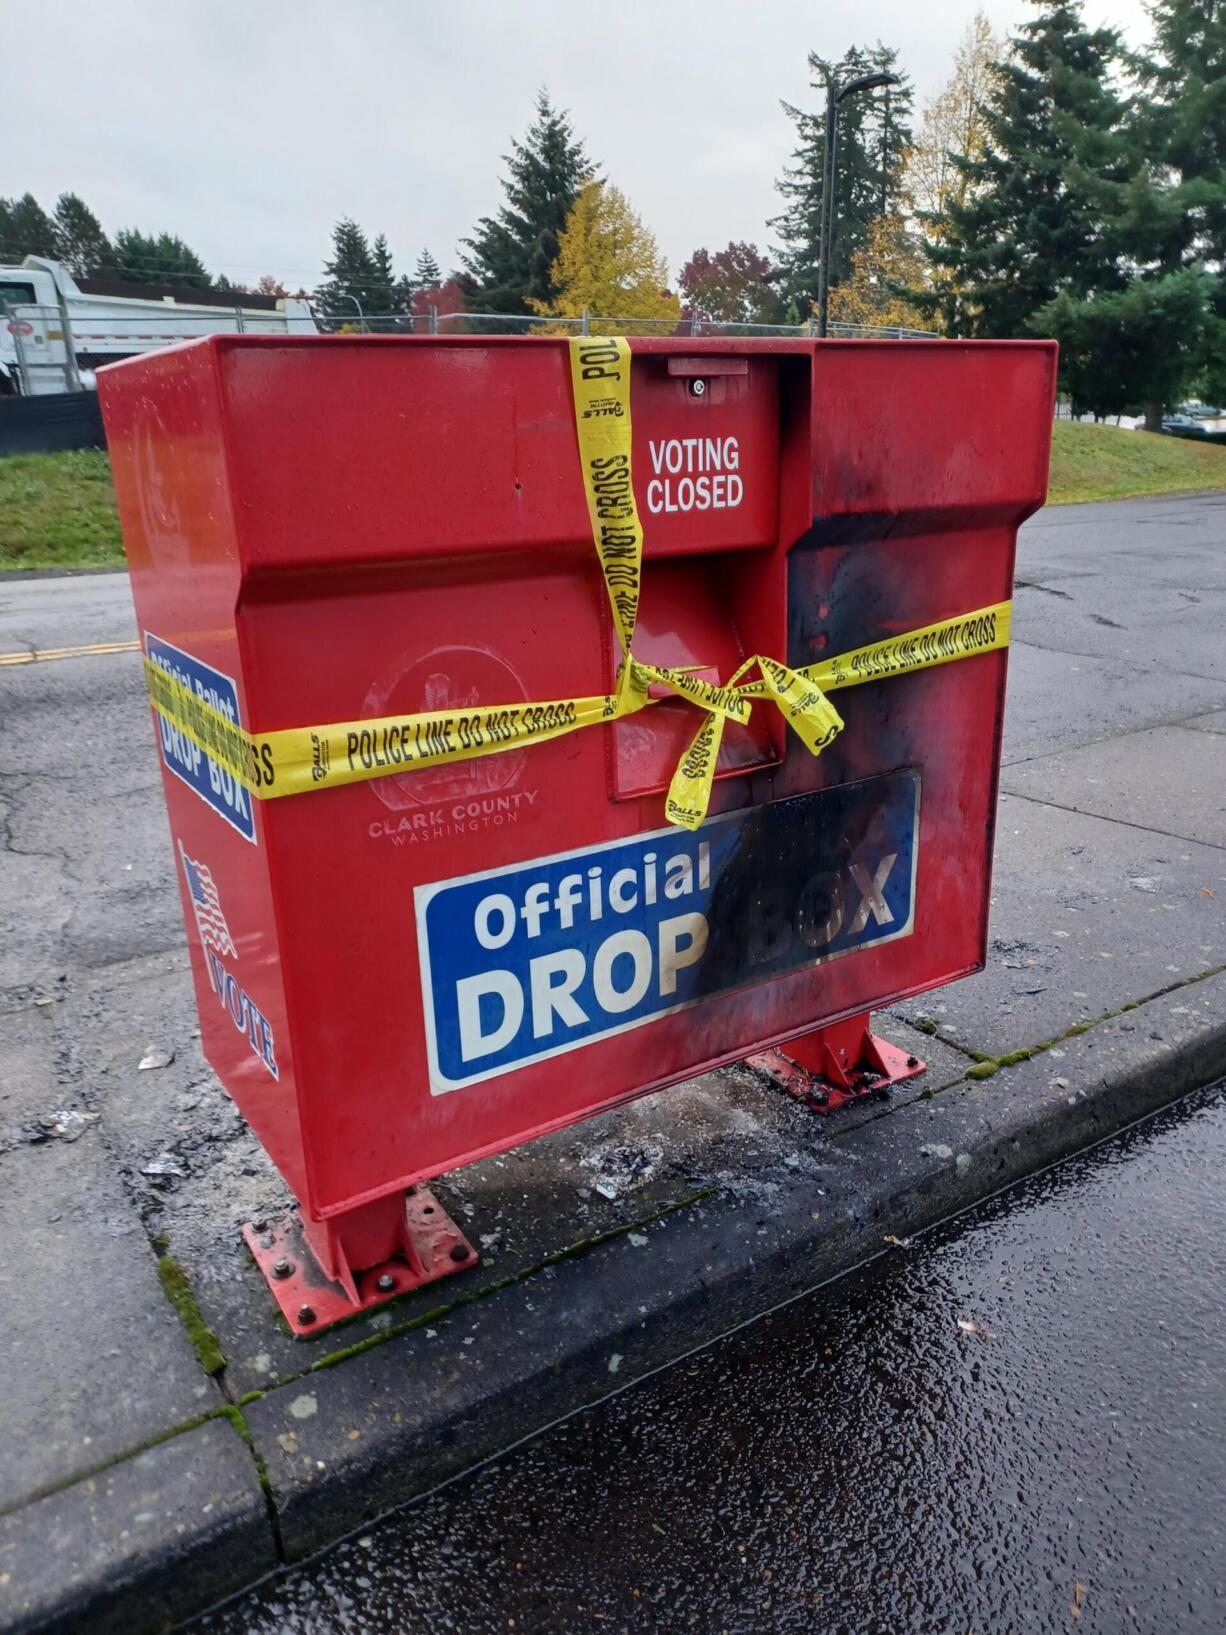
<box><xmin>314</xmin><ymin>309</ymin><xmax>938</xmax><ymax>341</ymax></box>
<box><xmin>2</xmin><ymin>298</ymin><xmax>937</xmax><ymax>401</ymax></box>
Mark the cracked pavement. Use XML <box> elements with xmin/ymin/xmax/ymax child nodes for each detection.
<box><xmin>1</xmin><ymin>493</ymin><xmax>1225</xmax><ymax>1630</ymax></box>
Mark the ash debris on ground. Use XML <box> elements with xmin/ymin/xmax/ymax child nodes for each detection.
<box><xmin>579</xmin><ymin>1134</ymin><xmax>667</xmax><ymax>1199</ymax></box>
<box><xmin>27</xmin><ymin>1107</ymin><xmax>99</xmax><ymax>1143</ymax></box>
<box><xmin>990</xmin><ymin>936</ymin><xmax>1057</xmax><ymax>972</ymax></box>
<box><xmin>64</xmin><ymin>964</ymin><xmax>297</xmax><ymax>1260</ymax></box>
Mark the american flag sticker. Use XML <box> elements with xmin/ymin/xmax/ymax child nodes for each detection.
<box><xmin>179</xmin><ymin>843</ymin><xmax>238</xmax><ymax>960</ymax></box>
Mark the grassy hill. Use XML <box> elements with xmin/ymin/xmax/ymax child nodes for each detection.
<box><xmin>1048</xmin><ymin>419</ymin><xmax>1226</xmax><ymax>504</ymax></box>
<box><xmin>0</xmin><ymin>449</ymin><xmax>123</xmax><ymax>571</ymax></box>
<box><xmin>3</xmin><ymin>423</ymin><xmax>1226</xmax><ymax>572</ymax></box>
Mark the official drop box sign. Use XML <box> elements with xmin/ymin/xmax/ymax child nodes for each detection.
<box><xmin>416</xmin><ymin>770</ymin><xmax>920</xmax><ymax>1092</ymax></box>
<box><xmin>144</xmin><ymin>632</ymin><xmax>256</xmax><ymax>843</ymax></box>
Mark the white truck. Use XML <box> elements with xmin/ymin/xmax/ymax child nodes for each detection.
<box><xmin>0</xmin><ymin>256</ymin><xmax>316</xmax><ymax>396</ymax></box>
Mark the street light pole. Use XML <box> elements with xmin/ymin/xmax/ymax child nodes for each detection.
<box><xmin>816</xmin><ymin>79</ymin><xmax>838</xmax><ymax>344</ymax></box>
<box><xmin>333</xmin><ymin>292</ymin><xmax>366</xmax><ymax>332</ymax></box>
<box><xmin>816</xmin><ymin>69</ymin><xmax>901</xmax><ymax>339</ymax></box>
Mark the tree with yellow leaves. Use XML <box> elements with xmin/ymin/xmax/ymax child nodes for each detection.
<box><xmin>907</xmin><ymin>9</ymin><xmax>1003</xmax><ymax>333</ymax></box>
<box><xmin>827</xmin><ymin>212</ymin><xmax>929</xmax><ymax>332</ymax></box>
<box><xmin>909</xmin><ymin>11</ymin><xmax>1002</xmax><ymax>226</ymax></box>
<box><xmin>531</xmin><ymin>180</ymin><xmax>681</xmax><ymax>335</ymax></box>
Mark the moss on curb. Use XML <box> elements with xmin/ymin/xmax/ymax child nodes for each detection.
<box><xmin>946</xmin><ymin>966</ymin><xmax>1226</xmax><ymax>1088</ymax></box>
<box><xmin>996</xmin><ymin>1048</ymin><xmax>1035</xmax><ymax>1067</ymax></box>
<box><xmin>157</xmin><ymin>1256</ymin><xmax>226</xmax><ymax>1376</ymax></box>
<box><xmin>307</xmin><ymin>1186</ymin><xmax>720</xmax><ymax>1375</ymax></box>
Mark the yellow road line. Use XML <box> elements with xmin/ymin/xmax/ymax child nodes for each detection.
<box><xmin>0</xmin><ymin>639</ymin><xmax>141</xmax><ymax>667</ymax></box>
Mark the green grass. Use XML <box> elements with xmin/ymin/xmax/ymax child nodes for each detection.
<box><xmin>0</xmin><ymin>448</ymin><xmax>123</xmax><ymax>570</ymax></box>
<box><xmin>1047</xmin><ymin>419</ymin><xmax>1226</xmax><ymax>504</ymax></box>
<box><xmin>3</xmin><ymin>422</ymin><xmax>1226</xmax><ymax>572</ymax></box>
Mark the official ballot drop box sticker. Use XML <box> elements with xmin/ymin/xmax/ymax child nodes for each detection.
<box><xmin>418</xmin><ymin>771</ymin><xmax>920</xmax><ymax>1091</ymax></box>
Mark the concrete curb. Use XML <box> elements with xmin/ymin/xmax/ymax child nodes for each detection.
<box><xmin>0</xmin><ymin>565</ymin><xmax>127</xmax><ymax>581</ymax></box>
<box><xmin>245</xmin><ymin>970</ymin><xmax>1226</xmax><ymax>1560</ymax></box>
<box><xmin>0</xmin><ymin>1420</ymin><xmax>276</xmax><ymax>1635</ymax></box>
<box><xmin>3</xmin><ymin>972</ymin><xmax>1223</xmax><ymax>1631</ymax></box>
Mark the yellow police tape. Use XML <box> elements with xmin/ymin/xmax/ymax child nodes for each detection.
<box><xmin>142</xmin><ymin>336</ymin><xmax>1012</xmax><ymax>830</ymax></box>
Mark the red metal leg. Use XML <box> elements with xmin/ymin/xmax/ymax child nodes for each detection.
<box><xmin>746</xmin><ymin>1011</ymin><xmax>925</xmax><ymax>1115</ymax></box>
<box><xmin>243</xmin><ymin>1187</ymin><xmax>478</xmax><ymax>1337</ymax></box>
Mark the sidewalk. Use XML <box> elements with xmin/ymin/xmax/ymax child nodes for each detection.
<box><xmin>2</xmin><ymin>494</ymin><xmax>1225</xmax><ymax>1632</ymax></box>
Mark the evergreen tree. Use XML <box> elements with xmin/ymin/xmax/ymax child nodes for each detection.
<box><xmin>414</xmin><ymin>248</ymin><xmax>442</xmax><ymax>290</ymax></box>
<box><xmin>1040</xmin><ymin>0</ymin><xmax>1226</xmax><ymax>426</ymax></box>
<box><xmin>401</xmin><ymin>248</ymin><xmax>443</xmax><ymax>322</ymax></box>
<box><xmin>529</xmin><ymin>180</ymin><xmax>680</xmax><ymax>336</ymax></box>
<box><xmin>920</xmin><ymin>0</ymin><xmax>1126</xmax><ymax>337</ymax></box>
<box><xmin>1037</xmin><ymin>270</ymin><xmax>1214</xmax><ymax>420</ymax></box>
<box><xmin>316</xmin><ymin>218</ymin><xmax>377</xmax><ymax>320</ymax></box>
<box><xmin>771</xmin><ymin>45</ymin><xmax>913</xmax><ymax>312</ymax></box>
<box><xmin>113</xmin><ymin>228</ymin><xmax>211</xmax><ymax>286</ymax></box>
<box><xmin>1132</xmin><ymin>0</ymin><xmax>1226</xmax><ymax>412</ymax></box>
<box><xmin>51</xmin><ymin>193</ymin><xmax>113</xmax><ymax>278</ymax></box>
<box><xmin>365</xmin><ymin>233</ymin><xmax>397</xmax><ymax>315</ymax></box>
<box><xmin>1128</xmin><ymin>0</ymin><xmax>1226</xmax><ymax>269</ymax></box>
<box><xmin>461</xmin><ymin>91</ymin><xmax>593</xmax><ymax>314</ymax></box>
<box><xmin>0</xmin><ymin>193</ymin><xmax>58</xmax><ymax>261</ymax></box>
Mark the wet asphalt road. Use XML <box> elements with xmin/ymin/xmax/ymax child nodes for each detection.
<box><xmin>188</xmin><ymin>1081</ymin><xmax>1226</xmax><ymax>1635</ymax></box>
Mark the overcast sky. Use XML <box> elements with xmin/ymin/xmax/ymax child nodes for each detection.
<box><xmin>13</xmin><ymin>0</ymin><xmax>1149</xmax><ymax>293</ymax></box>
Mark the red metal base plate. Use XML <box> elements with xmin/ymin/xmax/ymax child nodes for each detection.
<box><xmin>747</xmin><ymin>1030</ymin><xmax>925</xmax><ymax>1116</ymax></box>
<box><xmin>243</xmin><ymin>1188</ymin><xmax>477</xmax><ymax>1338</ymax></box>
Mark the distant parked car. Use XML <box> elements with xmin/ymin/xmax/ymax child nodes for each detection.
<box><xmin>1182</xmin><ymin>401</ymin><xmax>1222</xmax><ymax>418</ymax></box>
